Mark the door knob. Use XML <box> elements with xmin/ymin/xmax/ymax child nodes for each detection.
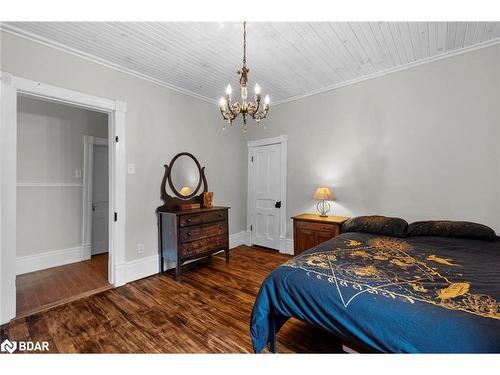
<box><xmin>275</xmin><ymin>201</ymin><xmax>281</xmax><ymax>209</ymax></box>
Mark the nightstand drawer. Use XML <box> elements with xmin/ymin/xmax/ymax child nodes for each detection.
<box><xmin>295</xmin><ymin>220</ymin><xmax>336</xmax><ymax>233</ymax></box>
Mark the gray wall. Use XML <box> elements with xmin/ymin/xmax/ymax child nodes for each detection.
<box><xmin>17</xmin><ymin>96</ymin><xmax>108</xmax><ymax>256</ymax></box>
<box><xmin>2</xmin><ymin>31</ymin><xmax>248</xmax><ymax>262</ymax></box>
<box><xmin>246</xmin><ymin>44</ymin><xmax>500</xmax><ymax>237</ymax></box>
<box><xmin>4</xmin><ymin>29</ymin><xmax>499</xmax><ymax>257</ymax></box>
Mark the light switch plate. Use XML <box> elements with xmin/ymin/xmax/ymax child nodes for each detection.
<box><xmin>127</xmin><ymin>163</ymin><xmax>135</xmax><ymax>174</ymax></box>
<box><xmin>137</xmin><ymin>243</ymin><xmax>144</xmax><ymax>254</ymax></box>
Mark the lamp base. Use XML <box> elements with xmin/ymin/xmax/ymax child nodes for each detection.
<box><xmin>316</xmin><ymin>200</ymin><xmax>331</xmax><ymax>217</ymax></box>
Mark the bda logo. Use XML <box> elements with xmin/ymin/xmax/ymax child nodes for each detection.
<box><xmin>1</xmin><ymin>339</ymin><xmax>17</xmax><ymax>353</ymax></box>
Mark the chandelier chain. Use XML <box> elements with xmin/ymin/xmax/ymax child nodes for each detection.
<box><xmin>243</xmin><ymin>22</ymin><xmax>246</xmax><ymax>68</ymax></box>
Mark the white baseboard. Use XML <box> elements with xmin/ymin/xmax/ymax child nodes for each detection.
<box><xmin>229</xmin><ymin>230</ymin><xmax>250</xmax><ymax>248</ymax></box>
<box><xmin>279</xmin><ymin>238</ymin><xmax>294</xmax><ymax>255</ymax></box>
<box><xmin>115</xmin><ymin>230</ymin><xmax>250</xmax><ymax>286</ymax></box>
<box><xmin>245</xmin><ymin>232</ymin><xmax>294</xmax><ymax>255</ymax></box>
<box><xmin>81</xmin><ymin>242</ymin><xmax>91</xmax><ymax>260</ymax></box>
<box><xmin>114</xmin><ymin>254</ymin><xmax>159</xmax><ymax>287</ymax></box>
<box><xmin>16</xmin><ymin>246</ymin><xmax>83</xmax><ymax>275</ymax></box>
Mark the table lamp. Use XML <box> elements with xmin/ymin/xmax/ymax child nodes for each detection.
<box><xmin>313</xmin><ymin>187</ymin><xmax>335</xmax><ymax>217</ymax></box>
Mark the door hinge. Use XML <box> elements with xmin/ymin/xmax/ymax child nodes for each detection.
<box><xmin>250</xmin><ymin>224</ymin><xmax>253</xmax><ymax>231</ymax></box>
<box><xmin>115</xmin><ymin>136</ymin><xmax>119</xmax><ymax>142</ymax></box>
<box><xmin>251</xmin><ymin>156</ymin><xmax>253</xmax><ymax>162</ymax></box>
<box><xmin>114</xmin><ymin>212</ymin><xmax>118</xmax><ymax>222</ymax></box>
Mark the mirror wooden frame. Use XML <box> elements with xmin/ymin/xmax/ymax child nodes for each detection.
<box><xmin>157</xmin><ymin>152</ymin><xmax>208</xmax><ymax>212</ymax></box>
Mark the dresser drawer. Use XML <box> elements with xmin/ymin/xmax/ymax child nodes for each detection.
<box><xmin>180</xmin><ymin>234</ymin><xmax>228</xmax><ymax>258</ymax></box>
<box><xmin>179</xmin><ymin>213</ymin><xmax>202</xmax><ymax>227</ymax></box>
<box><xmin>295</xmin><ymin>220</ymin><xmax>336</xmax><ymax>233</ymax></box>
<box><xmin>202</xmin><ymin>210</ymin><xmax>227</xmax><ymax>224</ymax></box>
<box><xmin>179</xmin><ymin>222</ymin><xmax>227</xmax><ymax>243</ymax></box>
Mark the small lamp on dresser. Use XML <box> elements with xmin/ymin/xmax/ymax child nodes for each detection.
<box><xmin>313</xmin><ymin>187</ymin><xmax>335</xmax><ymax>217</ymax></box>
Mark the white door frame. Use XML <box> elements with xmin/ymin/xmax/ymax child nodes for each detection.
<box><xmin>82</xmin><ymin>135</ymin><xmax>108</xmax><ymax>261</ymax></box>
<box><xmin>0</xmin><ymin>71</ymin><xmax>127</xmax><ymax>324</ymax></box>
<box><xmin>247</xmin><ymin>135</ymin><xmax>288</xmax><ymax>253</ymax></box>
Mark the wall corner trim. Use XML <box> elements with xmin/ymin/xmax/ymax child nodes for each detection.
<box><xmin>0</xmin><ymin>71</ymin><xmax>14</xmax><ymax>85</ymax></box>
<box><xmin>115</xmin><ymin>100</ymin><xmax>127</xmax><ymax>113</ymax></box>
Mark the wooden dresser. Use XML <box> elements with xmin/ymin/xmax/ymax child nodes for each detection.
<box><xmin>292</xmin><ymin>214</ymin><xmax>349</xmax><ymax>256</ymax></box>
<box><xmin>158</xmin><ymin>206</ymin><xmax>229</xmax><ymax>282</ymax></box>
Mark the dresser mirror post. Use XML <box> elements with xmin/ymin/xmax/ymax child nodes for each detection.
<box><xmin>156</xmin><ymin>152</ymin><xmax>230</xmax><ymax>282</ymax></box>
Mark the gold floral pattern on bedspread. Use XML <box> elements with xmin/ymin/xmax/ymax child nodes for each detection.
<box><xmin>283</xmin><ymin>237</ymin><xmax>500</xmax><ymax>320</ymax></box>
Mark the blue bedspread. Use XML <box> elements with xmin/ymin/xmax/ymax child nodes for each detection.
<box><xmin>250</xmin><ymin>232</ymin><xmax>500</xmax><ymax>353</ymax></box>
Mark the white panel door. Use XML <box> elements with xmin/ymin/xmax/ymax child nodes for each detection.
<box><xmin>250</xmin><ymin>143</ymin><xmax>282</xmax><ymax>249</ymax></box>
<box><xmin>91</xmin><ymin>145</ymin><xmax>109</xmax><ymax>255</ymax></box>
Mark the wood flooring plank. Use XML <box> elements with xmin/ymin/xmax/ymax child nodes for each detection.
<box><xmin>15</xmin><ymin>254</ymin><xmax>111</xmax><ymax>317</ymax></box>
<box><xmin>1</xmin><ymin>246</ymin><xmax>342</xmax><ymax>353</ymax></box>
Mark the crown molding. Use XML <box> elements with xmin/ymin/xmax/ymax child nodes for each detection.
<box><xmin>0</xmin><ymin>24</ymin><xmax>217</xmax><ymax>105</ymax></box>
<box><xmin>273</xmin><ymin>36</ymin><xmax>500</xmax><ymax>106</ymax></box>
<box><xmin>2</xmin><ymin>23</ymin><xmax>500</xmax><ymax>108</ymax></box>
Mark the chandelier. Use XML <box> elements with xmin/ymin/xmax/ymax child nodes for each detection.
<box><xmin>219</xmin><ymin>22</ymin><xmax>270</xmax><ymax>132</ymax></box>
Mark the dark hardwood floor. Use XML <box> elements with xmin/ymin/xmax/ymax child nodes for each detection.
<box><xmin>1</xmin><ymin>246</ymin><xmax>342</xmax><ymax>353</ymax></box>
<box><xmin>16</xmin><ymin>253</ymin><xmax>111</xmax><ymax>318</ymax></box>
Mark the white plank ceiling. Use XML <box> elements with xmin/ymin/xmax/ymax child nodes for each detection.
<box><xmin>3</xmin><ymin>22</ymin><xmax>500</xmax><ymax>103</ymax></box>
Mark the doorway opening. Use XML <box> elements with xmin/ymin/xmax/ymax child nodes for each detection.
<box><xmin>247</xmin><ymin>135</ymin><xmax>287</xmax><ymax>253</ymax></box>
<box><xmin>1</xmin><ymin>72</ymin><xmax>126</xmax><ymax>324</ymax></box>
<box><xmin>15</xmin><ymin>96</ymin><xmax>112</xmax><ymax>318</ymax></box>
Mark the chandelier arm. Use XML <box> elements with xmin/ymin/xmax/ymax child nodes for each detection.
<box><xmin>226</xmin><ymin>95</ymin><xmax>237</xmax><ymax>117</ymax></box>
<box><xmin>232</xmin><ymin>102</ymin><xmax>242</xmax><ymax>116</ymax></box>
<box><xmin>247</xmin><ymin>102</ymin><xmax>257</xmax><ymax>116</ymax></box>
<box><xmin>219</xmin><ymin>107</ymin><xmax>230</xmax><ymax>121</ymax></box>
<box><xmin>255</xmin><ymin>105</ymin><xmax>269</xmax><ymax>121</ymax></box>
<box><xmin>251</xmin><ymin>99</ymin><xmax>261</xmax><ymax>118</ymax></box>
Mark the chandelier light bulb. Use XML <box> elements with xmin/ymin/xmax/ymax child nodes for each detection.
<box><xmin>225</xmin><ymin>84</ymin><xmax>232</xmax><ymax>96</ymax></box>
<box><xmin>219</xmin><ymin>97</ymin><xmax>226</xmax><ymax>108</ymax></box>
<box><xmin>254</xmin><ymin>83</ymin><xmax>261</xmax><ymax>95</ymax></box>
<box><xmin>264</xmin><ymin>95</ymin><xmax>270</xmax><ymax>105</ymax></box>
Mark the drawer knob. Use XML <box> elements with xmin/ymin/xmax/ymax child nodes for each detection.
<box><xmin>187</xmin><ymin>218</ymin><xmax>192</xmax><ymax>222</ymax></box>
<box><xmin>187</xmin><ymin>232</ymin><xmax>192</xmax><ymax>236</ymax></box>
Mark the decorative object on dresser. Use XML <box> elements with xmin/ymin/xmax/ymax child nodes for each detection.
<box><xmin>156</xmin><ymin>152</ymin><xmax>229</xmax><ymax>282</ymax></box>
<box><xmin>203</xmin><ymin>192</ymin><xmax>214</xmax><ymax>208</ymax></box>
<box><xmin>292</xmin><ymin>214</ymin><xmax>349</xmax><ymax>256</ymax></box>
<box><xmin>313</xmin><ymin>187</ymin><xmax>336</xmax><ymax>217</ymax></box>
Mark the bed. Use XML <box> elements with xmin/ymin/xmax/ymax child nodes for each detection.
<box><xmin>250</xmin><ymin>217</ymin><xmax>500</xmax><ymax>353</ymax></box>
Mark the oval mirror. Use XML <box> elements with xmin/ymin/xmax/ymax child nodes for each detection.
<box><xmin>169</xmin><ymin>153</ymin><xmax>201</xmax><ymax>199</ymax></box>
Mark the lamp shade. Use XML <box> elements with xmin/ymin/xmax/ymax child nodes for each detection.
<box><xmin>313</xmin><ymin>187</ymin><xmax>335</xmax><ymax>201</ymax></box>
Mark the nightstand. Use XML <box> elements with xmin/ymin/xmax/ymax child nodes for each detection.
<box><xmin>292</xmin><ymin>214</ymin><xmax>349</xmax><ymax>256</ymax></box>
